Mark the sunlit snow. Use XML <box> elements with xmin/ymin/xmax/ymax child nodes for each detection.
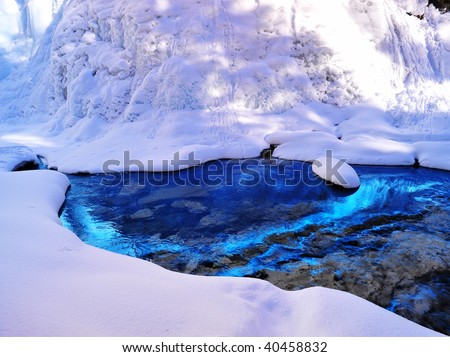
<box><xmin>0</xmin><ymin>0</ymin><xmax>449</xmax><ymax>337</ymax></box>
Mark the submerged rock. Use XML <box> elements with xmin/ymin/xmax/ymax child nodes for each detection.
<box><xmin>130</xmin><ymin>208</ymin><xmax>154</xmax><ymax>219</ymax></box>
<box><xmin>171</xmin><ymin>200</ymin><xmax>208</xmax><ymax>214</ymax></box>
<box><xmin>264</xmin><ymin>229</ymin><xmax>450</xmax><ymax>335</ymax></box>
<box><xmin>198</xmin><ymin>210</ymin><xmax>237</xmax><ymax>228</ymax></box>
<box><xmin>138</xmin><ymin>185</ymin><xmax>209</xmax><ymax>205</ymax></box>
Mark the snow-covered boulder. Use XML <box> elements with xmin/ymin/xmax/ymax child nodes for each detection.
<box><xmin>312</xmin><ymin>155</ymin><xmax>360</xmax><ymax>189</ymax></box>
<box><xmin>0</xmin><ymin>144</ymin><xmax>38</xmax><ymax>172</ymax></box>
<box><xmin>414</xmin><ymin>141</ymin><xmax>450</xmax><ymax>170</ymax></box>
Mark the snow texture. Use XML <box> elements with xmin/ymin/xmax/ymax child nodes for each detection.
<box><xmin>312</xmin><ymin>156</ymin><xmax>361</xmax><ymax>188</ymax></box>
<box><xmin>0</xmin><ymin>141</ymin><xmax>37</xmax><ymax>171</ymax></box>
<box><xmin>0</xmin><ymin>0</ymin><xmax>448</xmax><ymax>172</ymax></box>
<box><xmin>0</xmin><ymin>169</ymin><xmax>442</xmax><ymax>336</ymax></box>
<box><xmin>0</xmin><ymin>0</ymin><xmax>64</xmax><ymax>79</ymax></box>
<box><xmin>0</xmin><ymin>0</ymin><xmax>449</xmax><ymax>337</ymax></box>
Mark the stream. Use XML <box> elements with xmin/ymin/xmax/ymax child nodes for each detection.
<box><xmin>59</xmin><ymin>159</ymin><xmax>450</xmax><ymax>334</ymax></box>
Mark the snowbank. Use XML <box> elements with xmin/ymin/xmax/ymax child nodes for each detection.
<box><xmin>0</xmin><ymin>169</ymin><xmax>441</xmax><ymax>336</ymax></box>
<box><xmin>0</xmin><ymin>0</ymin><xmax>448</xmax><ymax>172</ymax></box>
<box><xmin>0</xmin><ymin>142</ymin><xmax>38</xmax><ymax>171</ymax></box>
<box><xmin>414</xmin><ymin>141</ymin><xmax>450</xmax><ymax>170</ymax></box>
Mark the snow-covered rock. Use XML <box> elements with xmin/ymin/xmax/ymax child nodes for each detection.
<box><xmin>0</xmin><ymin>143</ymin><xmax>38</xmax><ymax>171</ymax></box>
<box><xmin>312</xmin><ymin>156</ymin><xmax>361</xmax><ymax>189</ymax></box>
<box><xmin>414</xmin><ymin>140</ymin><xmax>450</xmax><ymax>170</ymax></box>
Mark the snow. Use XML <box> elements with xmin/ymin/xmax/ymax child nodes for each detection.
<box><xmin>312</xmin><ymin>156</ymin><xmax>361</xmax><ymax>189</ymax></box>
<box><xmin>0</xmin><ymin>0</ymin><xmax>449</xmax><ymax>337</ymax></box>
<box><xmin>0</xmin><ymin>142</ymin><xmax>38</xmax><ymax>171</ymax></box>
<box><xmin>414</xmin><ymin>140</ymin><xmax>450</xmax><ymax>170</ymax></box>
<box><xmin>0</xmin><ymin>1</ymin><xmax>20</xmax><ymax>46</ymax></box>
<box><xmin>266</xmin><ymin>127</ymin><xmax>417</xmax><ymax>167</ymax></box>
<box><xmin>0</xmin><ymin>169</ymin><xmax>441</xmax><ymax>336</ymax></box>
<box><xmin>0</xmin><ymin>0</ymin><xmax>22</xmax><ymax>79</ymax></box>
<box><xmin>395</xmin><ymin>0</ymin><xmax>429</xmax><ymax>14</ymax></box>
<box><xmin>0</xmin><ymin>0</ymin><xmax>448</xmax><ymax>172</ymax></box>
<box><xmin>0</xmin><ymin>0</ymin><xmax>64</xmax><ymax>80</ymax></box>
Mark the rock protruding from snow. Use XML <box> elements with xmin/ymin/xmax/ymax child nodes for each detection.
<box><xmin>312</xmin><ymin>155</ymin><xmax>360</xmax><ymax>189</ymax></box>
<box><xmin>0</xmin><ymin>144</ymin><xmax>38</xmax><ymax>172</ymax></box>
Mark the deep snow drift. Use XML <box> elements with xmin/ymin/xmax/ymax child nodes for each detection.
<box><xmin>0</xmin><ymin>0</ymin><xmax>449</xmax><ymax>172</ymax></box>
<box><xmin>0</xmin><ymin>169</ymin><xmax>442</xmax><ymax>336</ymax></box>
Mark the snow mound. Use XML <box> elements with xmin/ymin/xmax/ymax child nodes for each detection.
<box><xmin>0</xmin><ymin>143</ymin><xmax>38</xmax><ymax>171</ymax></box>
<box><xmin>414</xmin><ymin>141</ymin><xmax>450</xmax><ymax>170</ymax></box>
<box><xmin>312</xmin><ymin>156</ymin><xmax>360</xmax><ymax>189</ymax></box>
<box><xmin>0</xmin><ymin>170</ymin><xmax>440</xmax><ymax>336</ymax></box>
<box><xmin>0</xmin><ymin>0</ymin><xmax>448</xmax><ymax>172</ymax></box>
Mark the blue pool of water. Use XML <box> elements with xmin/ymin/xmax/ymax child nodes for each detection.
<box><xmin>60</xmin><ymin>159</ymin><xmax>450</xmax><ymax>334</ymax></box>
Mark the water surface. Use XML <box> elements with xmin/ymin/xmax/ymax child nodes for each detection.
<box><xmin>60</xmin><ymin>159</ymin><xmax>450</xmax><ymax>334</ymax></box>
